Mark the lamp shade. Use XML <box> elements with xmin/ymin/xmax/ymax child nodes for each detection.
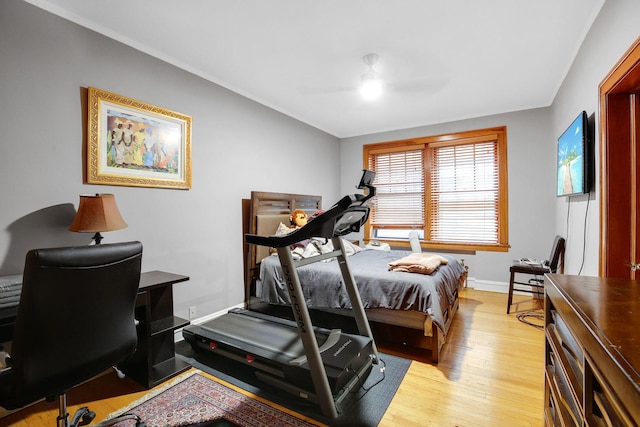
<box><xmin>69</xmin><ymin>194</ymin><xmax>127</xmax><ymax>233</ymax></box>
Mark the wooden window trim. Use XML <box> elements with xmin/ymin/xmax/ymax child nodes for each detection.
<box><xmin>363</xmin><ymin>127</ymin><xmax>509</xmax><ymax>252</ymax></box>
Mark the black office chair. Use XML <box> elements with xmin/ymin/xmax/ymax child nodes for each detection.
<box><xmin>507</xmin><ymin>236</ymin><xmax>565</xmax><ymax>314</ymax></box>
<box><xmin>0</xmin><ymin>242</ymin><xmax>145</xmax><ymax>427</ymax></box>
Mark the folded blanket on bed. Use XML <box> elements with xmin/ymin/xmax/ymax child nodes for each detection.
<box><xmin>388</xmin><ymin>253</ymin><xmax>449</xmax><ymax>274</ymax></box>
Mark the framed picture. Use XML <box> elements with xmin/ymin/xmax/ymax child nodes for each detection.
<box><xmin>87</xmin><ymin>87</ymin><xmax>192</xmax><ymax>189</ymax></box>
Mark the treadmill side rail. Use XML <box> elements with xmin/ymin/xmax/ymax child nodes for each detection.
<box><xmin>333</xmin><ymin>236</ymin><xmax>379</xmax><ymax>363</ymax></box>
<box><xmin>276</xmin><ymin>245</ymin><xmax>339</xmax><ymax>418</ymax></box>
<box><xmin>274</xmin><ymin>236</ymin><xmax>379</xmax><ymax>418</ymax></box>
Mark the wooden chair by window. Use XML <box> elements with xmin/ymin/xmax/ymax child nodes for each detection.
<box><xmin>507</xmin><ymin>236</ymin><xmax>565</xmax><ymax>314</ymax></box>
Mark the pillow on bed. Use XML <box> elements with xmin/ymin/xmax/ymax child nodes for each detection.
<box><xmin>292</xmin><ymin>237</ymin><xmax>361</xmax><ymax>260</ymax></box>
<box><xmin>275</xmin><ymin>222</ymin><xmax>293</xmax><ymax>236</ymax></box>
<box><xmin>271</xmin><ymin>221</ymin><xmax>362</xmax><ymax>259</ymax></box>
<box><xmin>388</xmin><ymin>253</ymin><xmax>449</xmax><ymax>275</ymax></box>
<box><xmin>268</xmin><ymin>222</ymin><xmax>295</xmax><ymax>255</ymax></box>
<box><xmin>341</xmin><ymin>239</ymin><xmax>363</xmax><ymax>255</ymax></box>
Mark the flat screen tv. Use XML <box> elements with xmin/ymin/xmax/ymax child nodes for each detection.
<box><xmin>556</xmin><ymin>111</ymin><xmax>592</xmax><ymax>197</ymax></box>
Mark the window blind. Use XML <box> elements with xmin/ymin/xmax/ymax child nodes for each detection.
<box><xmin>369</xmin><ymin>149</ymin><xmax>424</xmax><ymax>228</ymax></box>
<box><xmin>429</xmin><ymin>141</ymin><xmax>499</xmax><ymax>244</ymax></box>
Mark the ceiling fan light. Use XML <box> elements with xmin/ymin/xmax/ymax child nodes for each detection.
<box><xmin>360</xmin><ymin>72</ymin><xmax>382</xmax><ymax>100</ymax></box>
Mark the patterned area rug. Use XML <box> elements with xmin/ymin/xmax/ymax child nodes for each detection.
<box><xmin>176</xmin><ymin>341</ymin><xmax>410</xmax><ymax>427</ymax></box>
<box><xmin>107</xmin><ymin>371</ymin><xmax>322</xmax><ymax>427</ymax></box>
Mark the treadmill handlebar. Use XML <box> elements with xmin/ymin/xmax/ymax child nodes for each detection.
<box><xmin>246</xmin><ymin>169</ymin><xmax>376</xmax><ymax>248</ymax></box>
<box><xmin>245</xmin><ymin>194</ymin><xmax>370</xmax><ymax>248</ymax></box>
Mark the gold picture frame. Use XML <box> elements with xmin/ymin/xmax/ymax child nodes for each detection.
<box><xmin>87</xmin><ymin>87</ymin><xmax>192</xmax><ymax>189</ymax></box>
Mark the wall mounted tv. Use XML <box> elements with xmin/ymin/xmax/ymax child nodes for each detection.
<box><xmin>556</xmin><ymin>111</ymin><xmax>593</xmax><ymax>197</ymax></box>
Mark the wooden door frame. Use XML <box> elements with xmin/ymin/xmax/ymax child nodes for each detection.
<box><xmin>599</xmin><ymin>37</ymin><xmax>640</xmax><ymax>278</ymax></box>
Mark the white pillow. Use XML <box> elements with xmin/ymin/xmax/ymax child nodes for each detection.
<box><xmin>342</xmin><ymin>239</ymin><xmax>362</xmax><ymax>255</ymax></box>
<box><xmin>275</xmin><ymin>222</ymin><xmax>293</xmax><ymax>236</ymax></box>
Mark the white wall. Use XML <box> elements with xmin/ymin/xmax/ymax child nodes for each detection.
<box><xmin>0</xmin><ymin>0</ymin><xmax>340</xmax><ymax>321</ymax></box>
<box><xmin>550</xmin><ymin>0</ymin><xmax>640</xmax><ymax>276</ymax></box>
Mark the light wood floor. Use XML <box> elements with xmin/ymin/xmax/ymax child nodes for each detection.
<box><xmin>1</xmin><ymin>289</ymin><xmax>544</xmax><ymax>426</ymax></box>
<box><xmin>379</xmin><ymin>288</ymin><xmax>545</xmax><ymax>427</ymax></box>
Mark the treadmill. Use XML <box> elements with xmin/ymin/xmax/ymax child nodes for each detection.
<box><xmin>183</xmin><ymin>170</ymin><xmax>380</xmax><ymax>418</ymax></box>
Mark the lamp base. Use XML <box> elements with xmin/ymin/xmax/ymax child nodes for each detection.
<box><xmin>91</xmin><ymin>232</ymin><xmax>104</xmax><ymax>245</ymax></box>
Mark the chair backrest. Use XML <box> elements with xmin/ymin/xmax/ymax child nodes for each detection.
<box><xmin>408</xmin><ymin>231</ymin><xmax>422</xmax><ymax>253</ymax></box>
<box><xmin>548</xmin><ymin>235</ymin><xmax>566</xmax><ymax>273</ymax></box>
<box><xmin>4</xmin><ymin>241</ymin><xmax>142</xmax><ymax>409</ymax></box>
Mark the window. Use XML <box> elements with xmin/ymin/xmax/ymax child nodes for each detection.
<box><xmin>364</xmin><ymin>127</ymin><xmax>509</xmax><ymax>252</ymax></box>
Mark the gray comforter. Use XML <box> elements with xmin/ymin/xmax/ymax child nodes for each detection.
<box><xmin>257</xmin><ymin>249</ymin><xmax>466</xmax><ymax>333</ymax></box>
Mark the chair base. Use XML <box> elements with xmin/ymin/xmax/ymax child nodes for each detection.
<box><xmin>57</xmin><ymin>394</ymin><xmax>145</xmax><ymax>427</ymax></box>
<box><xmin>68</xmin><ymin>406</ymin><xmax>95</xmax><ymax>426</ymax></box>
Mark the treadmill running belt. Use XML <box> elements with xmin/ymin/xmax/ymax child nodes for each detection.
<box><xmin>197</xmin><ymin>311</ymin><xmax>309</xmax><ymax>361</ymax></box>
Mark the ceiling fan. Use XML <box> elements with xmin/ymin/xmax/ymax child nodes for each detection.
<box><xmin>298</xmin><ymin>52</ymin><xmax>449</xmax><ymax>99</ymax></box>
<box><xmin>359</xmin><ymin>53</ymin><xmax>383</xmax><ymax>100</ymax></box>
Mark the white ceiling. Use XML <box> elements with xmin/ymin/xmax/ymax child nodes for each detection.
<box><xmin>27</xmin><ymin>0</ymin><xmax>605</xmax><ymax>138</ymax></box>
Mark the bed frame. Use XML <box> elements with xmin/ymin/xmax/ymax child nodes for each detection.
<box><xmin>242</xmin><ymin>190</ymin><xmax>465</xmax><ymax>363</ymax></box>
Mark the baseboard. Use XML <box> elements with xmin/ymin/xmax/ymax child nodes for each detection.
<box><xmin>173</xmin><ymin>302</ymin><xmax>245</xmax><ymax>342</ymax></box>
<box><xmin>467</xmin><ymin>278</ymin><xmax>543</xmax><ymax>299</ymax></box>
<box><xmin>467</xmin><ymin>278</ymin><xmax>509</xmax><ymax>294</ymax></box>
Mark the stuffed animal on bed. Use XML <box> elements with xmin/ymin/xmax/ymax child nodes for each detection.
<box><xmin>290</xmin><ymin>209</ymin><xmax>308</xmax><ymax>228</ymax></box>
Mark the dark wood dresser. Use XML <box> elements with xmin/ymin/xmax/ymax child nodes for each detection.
<box><xmin>544</xmin><ymin>274</ymin><xmax>640</xmax><ymax>426</ymax></box>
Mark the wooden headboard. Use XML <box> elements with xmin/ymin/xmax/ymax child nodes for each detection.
<box><xmin>242</xmin><ymin>191</ymin><xmax>322</xmax><ymax>303</ymax></box>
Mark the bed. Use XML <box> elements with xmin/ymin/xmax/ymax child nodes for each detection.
<box><xmin>242</xmin><ymin>191</ymin><xmax>467</xmax><ymax>363</ymax></box>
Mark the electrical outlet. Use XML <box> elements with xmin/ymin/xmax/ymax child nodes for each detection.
<box><xmin>189</xmin><ymin>306</ymin><xmax>197</xmax><ymax>320</ymax></box>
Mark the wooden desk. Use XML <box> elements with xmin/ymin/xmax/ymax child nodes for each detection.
<box><xmin>544</xmin><ymin>274</ymin><xmax>640</xmax><ymax>425</ymax></box>
<box><xmin>0</xmin><ymin>270</ymin><xmax>191</xmax><ymax>390</ymax></box>
<box><xmin>119</xmin><ymin>270</ymin><xmax>191</xmax><ymax>389</ymax></box>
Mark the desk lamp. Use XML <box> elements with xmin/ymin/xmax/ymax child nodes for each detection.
<box><xmin>69</xmin><ymin>194</ymin><xmax>127</xmax><ymax>244</ymax></box>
